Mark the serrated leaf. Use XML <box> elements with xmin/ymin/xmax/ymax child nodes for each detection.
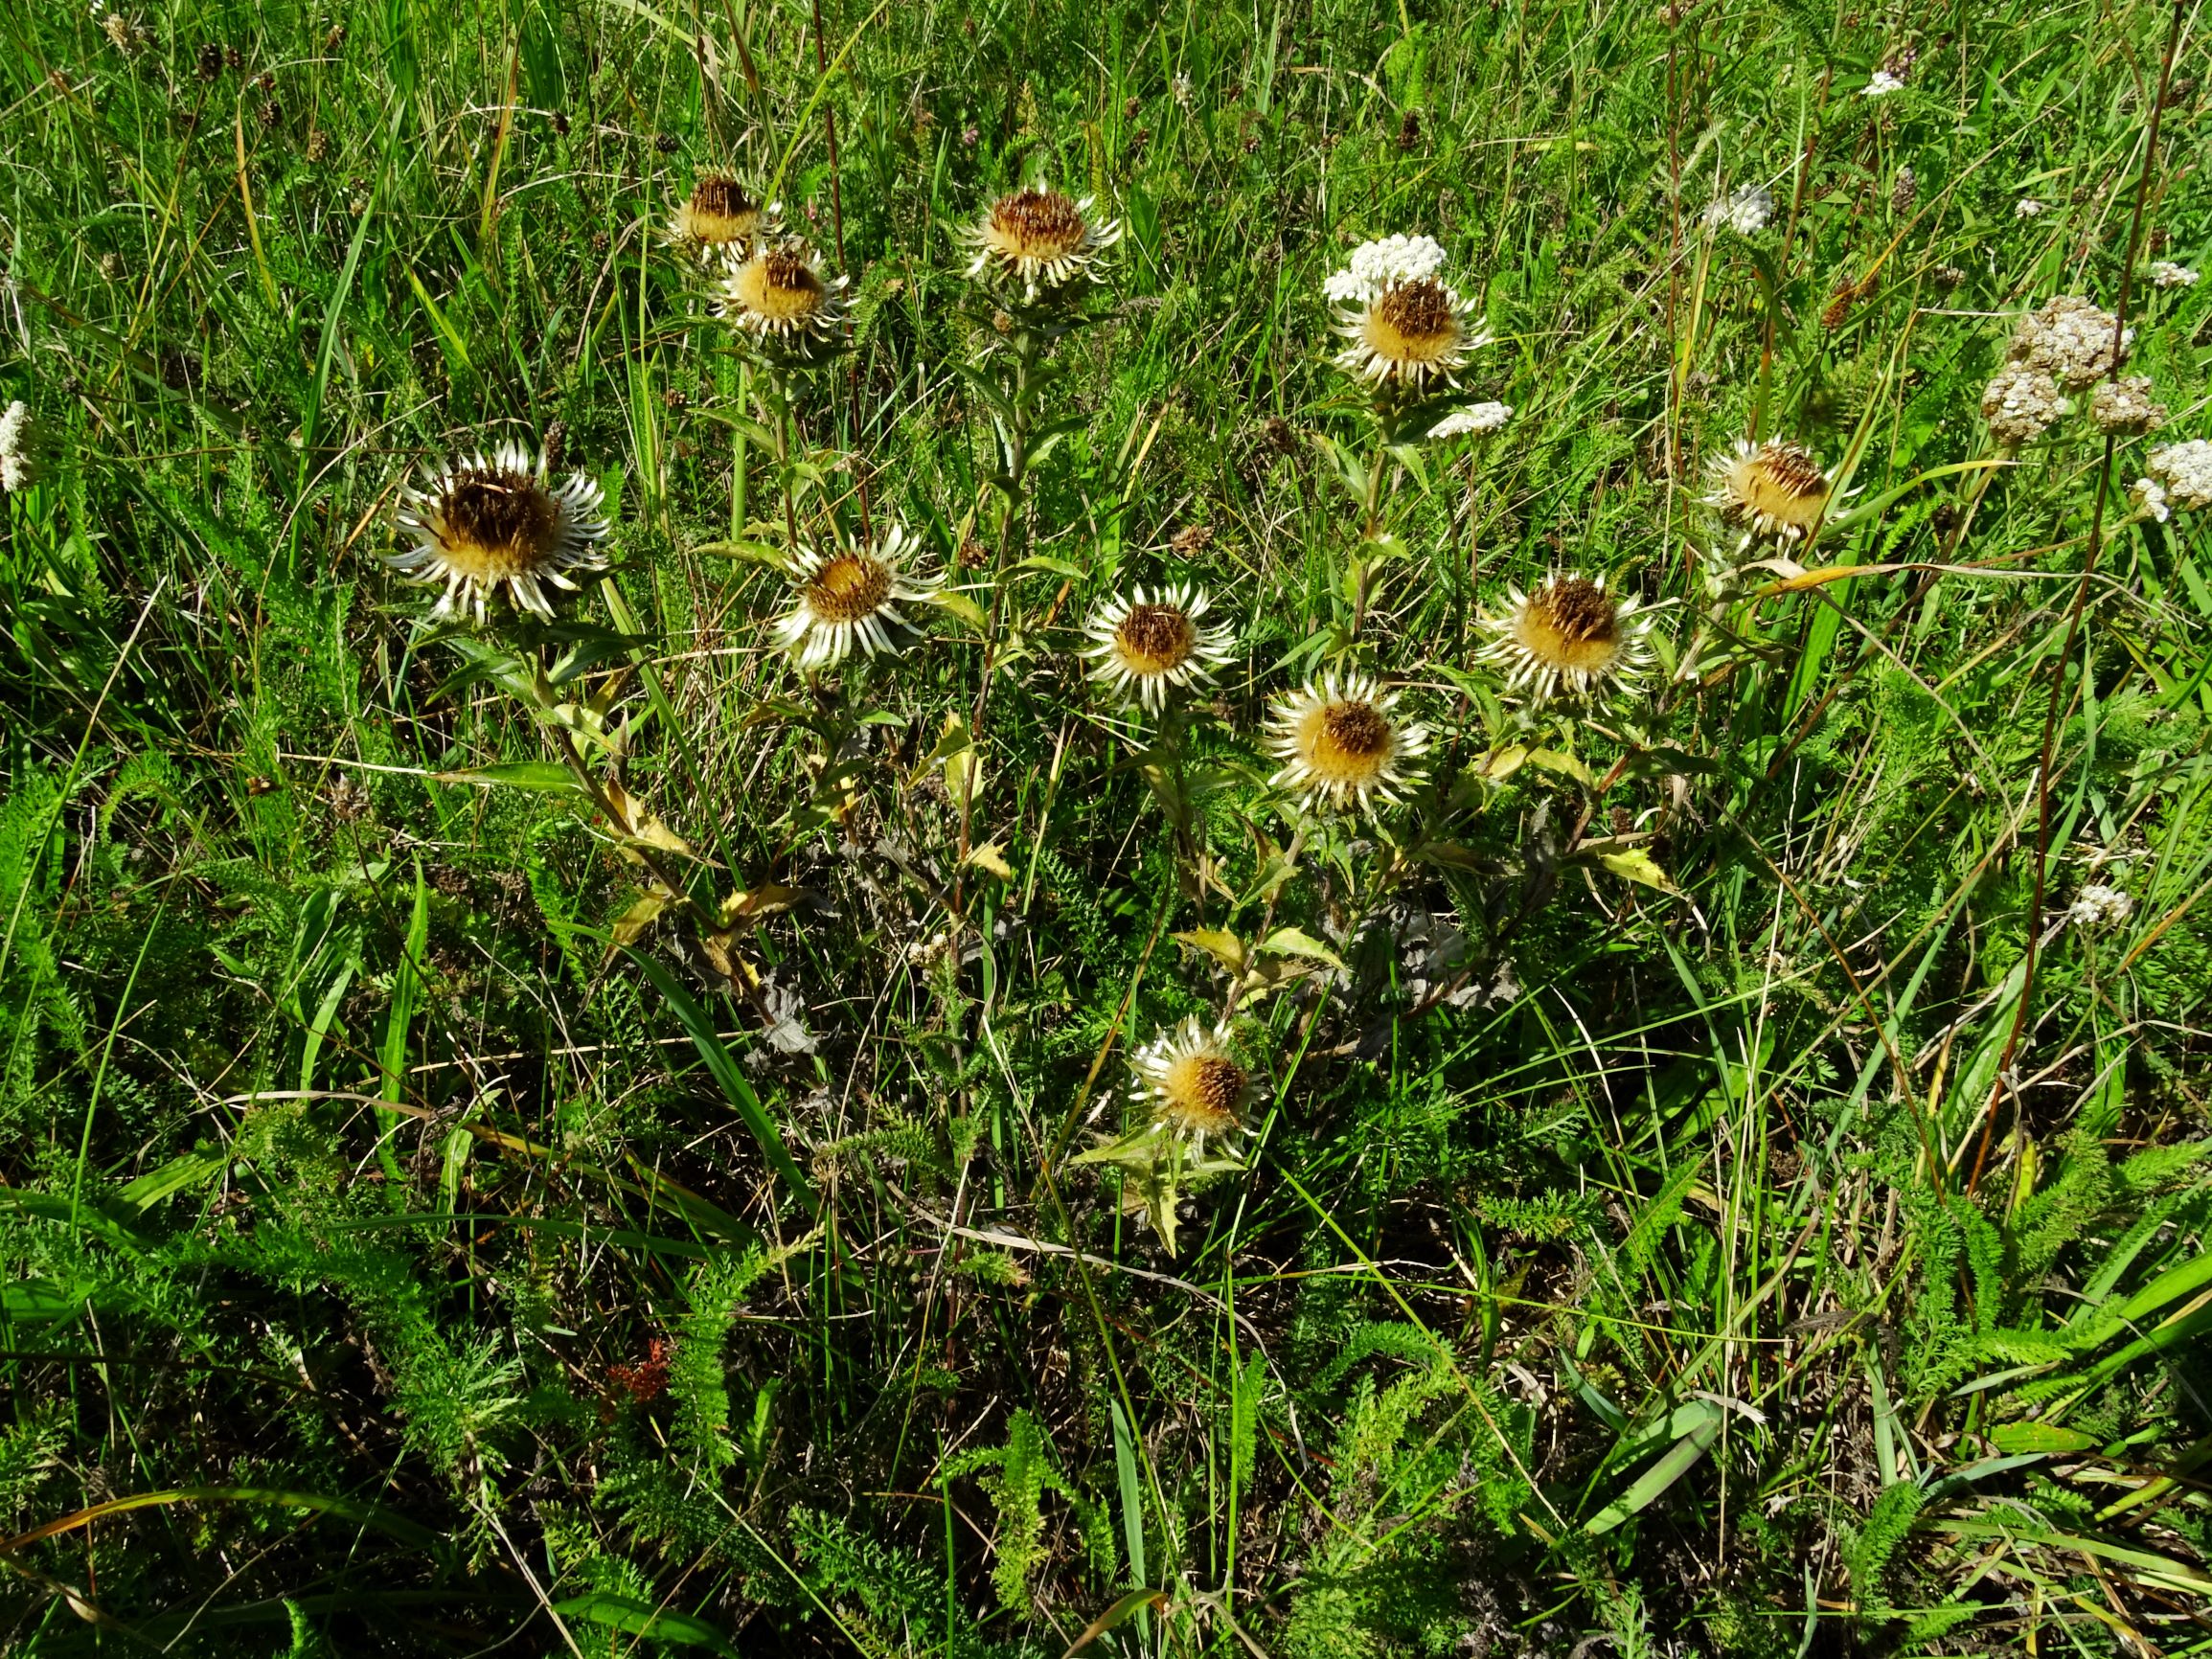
<box><xmin>1173</xmin><ymin>927</ymin><xmax>1247</xmax><ymax>973</ymax></box>
<box><xmin>1528</xmin><ymin>749</ymin><xmax>1595</xmax><ymax>788</ymax></box>
<box><xmin>1596</xmin><ymin>848</ymin><xmax>1679</xmax><ymax>895</ymax></box>
<box><xmin>1259</xmin><ymin>926</ymin><xmax>1345</xmax><ymax>969</ymax></box>
<box><xmin>932</xmin><ymin>589</ymin><xmax>990</xmax><ymax>629</ymax></box>
<box><xmin>718</xmin><ymin>884</ymin><xmax>806</xmax><ymax>926</ymax></box>
<box><xmin>1471</xmin><ymin>744</ymin><xmax>1530</xmax><ymax>783</ymax></box>
<box><xmin>609</xmin><ymin>887</ymin><xmax>673</xmax><ymax>948</ymax></box>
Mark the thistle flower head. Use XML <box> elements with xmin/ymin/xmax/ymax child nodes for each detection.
<box><xmin>1265</xmin><ymin>671</ymin><xmax>1429</xmax><ymax>815</ymax></box>
<box><xmin>718</xmin><ymin>239</ymin><xmax>850</xmax><ymax>358</ymax></box>
<box><xmin>663</xmin><ymin>175</ymin><xmax>778</xmax><ymax>271</ymax></box>
<box><xmin>389</xmin><ymin>441</ymin><xmax>609</xmax><ymax>622</ymax></box>
<box><xmin>1130</xmin><ymin>1018</ymin><xmax>1251</xmax><ymax>1151</ymax></box>
<box><xmin>963</xmin><ymin>186</ymin><xmax>1120</xmax><ymax>301</ymax></box>
<box><xmin>1479</xmin><ymin>572</ymin><xmax>1653</xmax><ymax>704</ymax></box>
<box><xmin>1082</xmin><ymin>583</ymin><xmax>1236</xmax><ymax>714</ymax></box>
<box><xmin>773</xmin><ymin>523</ymin><xmax>940</xmax><ymax>670</ymax></box>
<box><xmin>1332</xmin><ymin>282</ymin><xmax>1488</xmax><ymax>394</ymax></box>
<box><xmin>1703</xmin><ymin>437</ymin><xmax>1836</xmax><ymax>541</ymax></box>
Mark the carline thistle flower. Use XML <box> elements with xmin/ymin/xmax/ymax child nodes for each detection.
<box><xmin>1130</xmin><ymin>1018</ymin><xmax>1252</xmax><ymax>1155</ymax></box>
<box><xmin>389</xmin><ymin>441</ymin><xmax>609</xmax><ymax>622</ymax></box>
<box><xmin>1703</xmin><ymin>437</ymin><xmax>1837</xmax><ymax>541</ymax></box>
<box><xmin>718</xmin><ymin>239</ymin><xmax>850</xmax><ymax>357</ymax></box>
<box><xmin>1327</xmin><ymin>235</ymin><xmax>1488</xmax><ymax>391</ymax></box>
<box><xmin>1082</xmin><ymin>583</ymin><xmax>1236</xmax><ymax>715</ymax></box>
<box><xmin>663</xmin><ymin>175</ymin><xmax>778</xmax><ymax>272</ymax></box>
<box><xmin>1479</xmin><ymin>573</ymin><xmax>1653</xmax><ymax>704</ymax></box>
<box><xmin>1266</xmin><ymin>670</ymin><xmax>1429</xmax><ymax>816</ymax></box>
<box><xmin>963</xmin><ymin>185</ymin><xmax>1120</xmax><ymax>301</ymax></box>
<box><xmin>772</xmin><ymin>523</ymin><xmax>941</xmax><ymax>670</ymax></box>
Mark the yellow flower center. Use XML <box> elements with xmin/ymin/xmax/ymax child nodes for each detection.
<box><xmin>984</xmin><ymin>190</ymin><xmax>1088</xmax><ymax>263</ymax></box>
<box><xmin>685</xmin><ymin>176</ymin><xmax>765</xmax><ymax>245</ymax></box>
<box><xmin>1361</xmin><ymin>279</ymin><xmax>1461</xmax><ymax>365</ymax></box>
<box><xmin>1723</xmin><ymin>443</ymin><xmax>1829</xmax><ymax>530</ymax></box>
<box><xmin>1294</xmin><ymin>698</ymin><xmax>1395</xmax><ymax>787</ymax></box>
<box><xmin>436</xmin><ymin>469</ymin><xmax>559</xmax><ymax>581</ymax></box>
<box><xmin>1113</xmin><ymin>603</ymin><xmax>1197</xmax><ymax>676</ymax></box>
<box><xmin>806</xmin><ymin>552</ymin><xmax>893</xmax><ymax>624</ymax></box>
<box><xmin>1514</xmin><ymin>579</ymin><xmax>1623</xmax><ymax>674</ymax></box>
<box><xmin>1159</xmin><ymin>1052</ymin><xmax>1246</xmax><ymax>1134</ymax></box>
<box><xmin>733</xmin><ymin>247</ymin><xmax>827</xmax><ymax>322</ymax></box>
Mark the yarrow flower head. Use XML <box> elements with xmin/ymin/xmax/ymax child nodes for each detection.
<box><xmin>0</xmin><ymin>400</ymin><xmax>39</xmax><ymax>493</ymax></box>
<box><xmin>963</xmin><ymin>185</ymin><xmax>1120</xmax><ymax>301</ymax></box>
<box><xmin>1265</xmin><ymin>670</ymin><xmax>1429</xmax><ymax>816</ymax></box>
<box><xmin>1703</xmin><ymin>437</ymin><xmax>1836</xmax><ymax>541</ymax></box>
<box><xmin>1082</xmin><ymin>583</ymin><xmax>1236</xmax><ymax>715</ymax></box>
<box><xmin>2014</xmin><ymin>198</ymin><xmax>2046</xmax><ymax>220</ymax></box>
<box><xmin>2089</xmin><ymin>376</ymin><xmax>2166</xmax><ymax>438</ymax></box>
<box><xmin>2010</xmin><ymin>294</ymin><xmax>2131</xmax><ymax>389</ymax></box>
<box><xmin>662</xmin><ymin>175</ymin><xmax>778</xmax><ymax>272</ymax></box>
<box><xmin>1130</xmin><ymin>1018</ymin><xmax>1251</xmax><ymax>1153</ymax></box>
<box><xmin>772</xmin><ymin>523</ymin><xmax>941</xmax><ymax>670</ymax></box>
<box><xmin>2132</xmin><ymin>478</ymin><xmax>2170</xmax><ymax>523</ymax></box>
<box><xmin>389</xmin><ymin>441</ymin><xmax>609</xmax><ymax>622</ymax></box>
<box><xmin>2147</xmin><ymin>439</ymin><xmax>2212</xmax><ymax>512</ymax></box>
<box><xmin>1980</xmin><ymin>364</ymin><xmax>2066</xmax><ymax>447</ymax></box>
<box><xmin>2151</xmin><ymin>261</ymin><xmax>2200</xmax><ymax>289</ymax></box>
<box><xmin>1702</xmin><ymin>184</ymin><xmax>1774</xmax><ymax>238</ymax></box>
<box><xmin>718</xmin><ymin>239</ymin><xmax>850</xmax><ymax>359</ymax></box>
<box><xmin>1321</xmin><ymin>234</ymin><xmax>1449</xmax><ymax>306</ymax></box>
<box><xmin>1479</xmin><ymin>572</ymin><xmax>1654</xmax><ymax>704</ymax></box>
<box><xmin>1429</xmin><ymin>401</ymin><xmax>1513</xmax><ymax>440</ymax></box>
<box><xmin>1861</xmin><ymin>68</ymin><xmax>1904</xmax><ymax>98</ymax></box>
<box><xmin>2066</xmin><ymin>884</ymin><xmax>2132</xmax><ymax>929</ymax></box>
<box><xmin>1327</xmin><ymin>237</ymin><xmax>1488</xmax><ymax>393</ymax></box>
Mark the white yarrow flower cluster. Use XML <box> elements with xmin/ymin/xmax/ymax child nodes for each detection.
<box><xmin>0</xmin><ymin>400</ymin><xmax>36</xmax><ymax>493</ymax></box>
<box><xmin>2014</xmin><ymin>198</ymin><xmax>2046</xmax><ymax>219</ymax></box>
<box><xmin>1862</xmin><ymin>69</ymin><xmax>1904</xmax><ymax>98</ymax></box>
<box><xmin>1430</xmin><ymin>401</ymin><xmax>1513</xmax><ymax>439</ymax></box>
<box><xmin>1703</xmin><ymin>184</ymin><xmax>1774</xmax><ymax>237</ymax></box>
<box><xmin>2151</xmin><ymin>261</ymin><xmax>2200</xmax><ymax>288</ymax></box>
<box><xmin>1321</xmin><ymin>234</ymin><xmax>1449</xmax><ymax>306</ymax></box>
<box><xmin>2146</xmin><ymin>439</ymin><xmax>2212</xmax><ymax>512</ymax></box>
<box><xmin>2132</xmin><ymin>478</ymin><xmax>2170</xmax><ymax>524</ymax></box>
<box><xmin>2066</xmin><ymin>884</ymin><xmax>2132</xmax><ymax>928</ymax></box>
